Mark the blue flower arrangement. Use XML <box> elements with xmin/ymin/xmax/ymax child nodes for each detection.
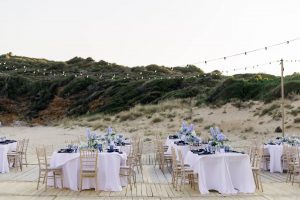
<box><xmin>177</xmin><ymin>121</ymin><xmax>201</xmax><ymax>144</ymax></box>
<box><xmin>209</xmin><ymin>127</ymin><xmax>227</xmax><ymax>147</ymax></box>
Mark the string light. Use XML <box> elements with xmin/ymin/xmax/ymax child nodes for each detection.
<box><xmin>177</xmin><ymin>37</ymin><xmax>300</xmax><ymax>66</ymax></box>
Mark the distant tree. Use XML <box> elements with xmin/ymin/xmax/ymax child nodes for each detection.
<box><xmin>66</xmin><ymin>57</ymin><xmax>85</xmax><ymax>64</ymax></box>
<box><xmin>98</xmin><ymin>60</ymin><xmax>108</xmax><ymax>66</ymax></box>
<box><xmin>86</xmin><ymin>57</ymin><xmax>94</xmax><ymax>62</ymax></box>
<box><xmin>5</xmin><ymin>52</ymin><xmax>13</xmax><ymax>59</ymax></box>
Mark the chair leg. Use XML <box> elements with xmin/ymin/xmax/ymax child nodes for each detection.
<box><xmin>95</xmin><ymin>173</ymin><xmax>98</xmax><ymax>191</ymax></box>
<box><xmin>19</xmin><ymin>155</ymin><xmax>23</xmax><ymax>171</ymax></box>
<box><xmin>80</xmin><ymin>174</ymin><xmax>83</xmax><ymax>191</ymax></box>
<box><xmin>25</xmin><ymin>153</ymin><xmax>28</xmax><ymax>167</ymax></box>
<box><xmin>258</xmin><ymin>172</ymin><xmax>263</xmax><ymax>192</ymax></box>
<box><xmin>60</xmin><ymin>172</ymin><xmax>63</xmax><ymax>189</ymax></box>
<box><xmin>129</xmin><ymin>176</ymin><xmax>132</xmax><ymax>191</ymax></box>
<box><xmin>133</xmin><ymin>171</ymin><xmax>136</xmax><ymax>186</ymax></box>
<box><xmin>44</xmin><ymin>171</ymin><xmax>48</xmax><ymax>191</ymax></box>
<box><xmin>53</xmin><ymin>172</ymin><xmax>57</xmax><ymax>188</ymax></box>
<box><xmin>37</xmin><ymin>171</ymin><xmax>41</xmax><ymax>190</ymax></box>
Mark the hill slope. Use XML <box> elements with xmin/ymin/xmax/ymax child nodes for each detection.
<box><xmin>0</xmin><ymin>53</ymin><xmax>299</xmax><ymax>125</ymax></box>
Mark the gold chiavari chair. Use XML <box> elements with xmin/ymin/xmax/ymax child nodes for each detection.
<box><xmin>250</xmin><ymin>145</ymin><xmax>263</xmax><ymax>192</ymax></box>
<box><xmin>36</xmin><ymin>146</ymin><xmax>63</xmax><ymax>191</ymax></box>
<box><xmin>177</xmin><ymin>149</ymin><xmax>195</xmax><ymax>191</ymax></box>
<box><xmin>131</xmin><ymin>135</ymin><xmax>144</xmax><ymax>173</ymax></box>
<box><xmin>22</xmin><ymin>138</ymin><xmax>30</xmax><ymax>167</ymax></box>
<box><xmin>288</xmin><ymin>146</ymin><xmax>300</xmax><ymax>185</ymax></box>
<box><xmin>157</xmin><ymin>139</ymin><xmax>172</xmax><ymax>172</ymax></box>
<box><xmin>79</xmin><ymin>149</ymin><xmax>98</xmax><ymax>191</ymax></box>
<box><xmin>286</xmin><ymin>145</ymin><xmax>295</xmax><ymax>182</ymax></box>
<box><xmin>171</xmin><ymin>147</ymin><xmax>181</xmax><ymax>189</ymax></box>
<box><xmin>7</xmin><ymin>139</ymin><xmax>25</xmax><ymax>171</ymax></box>
<box><xmin>120</xmin><ymin>155</ymin><xmax>137</xmax><ymax>190</ymax></box>
<box><xmin>136</xmin><ymin>136</ymin><xmax>143</xmax><ymax>172</ymax></box>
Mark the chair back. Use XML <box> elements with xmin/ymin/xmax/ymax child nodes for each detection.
<box><xmin>288</xmin><ymin>146</ymin><xmax>300</xmax><ymax>166</ymax></box>
<box><xmin>23</xmin><ymin>138</ymin><xmax>29</xmax><ymax>154</ymax></box>
<box><xmin>36</xmin><ymin>146</ymin><xmax>48</xmax><ymax>170</ymax></box>
<box><xmin>65</xmin><ymin>139</ymin><xmax>80</xmax><ymax>145</ymax></box>
<box><xmin>171</xmin><ymin>147</ymin><xmax>178</xmax><ymax>168</ymax></box>
<box><xmin>16</xmin><ymin>139</ymin><xmax>25</xmax><ymax>153</ymax></box>
<box><xmin>250</xmin><ymin>146</ymin><xmax>263</xmax><ymax>169</ymax></box>
<box><xmin>79</xmin><ymin>149</ymin><xmax>98</xmax><ymax>172</ymax></box>
<box><xmin>177</xmin><ymin>149</ymin><xmax>184</xmax><ymax>167</ymax></box>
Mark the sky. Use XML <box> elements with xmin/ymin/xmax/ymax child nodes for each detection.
<box><xmin>0</xmin><ymin>0</ymin><xmax>300</xmax><ymax>75</ymax></box>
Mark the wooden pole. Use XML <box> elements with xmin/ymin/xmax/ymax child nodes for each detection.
<box><xmin>280</xmin><ymin>59</ymin><xmax>285</xmax><ymax>137</ymax></box>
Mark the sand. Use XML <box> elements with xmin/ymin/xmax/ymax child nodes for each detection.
<box><xmin>1</xmin><ymin>97</ymin><xmax>300</xmax><ymax>164</ymax></box>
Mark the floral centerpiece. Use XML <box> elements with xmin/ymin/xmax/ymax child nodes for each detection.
<box><xmin>105</xmin><ymin>127</ymin><xmax>116</xmax><ymax>144</ymax></box>
<box><xmin>209</xmin><ymin>127</ymin><xmax>227</xmax><ymax>147</ymax></box>
<box><xmin>86</xmin><ymin>129</ymin><xmax>102</xmax><ymax>149</ymax></box>
<box><xmin>83</xmin><ymin>127</ymin><xmax>124</xmax><ymax>150</ymax></box>
<box><xmin>177</xmin><ymin>122</ymin><xmax>201</xmax><ymax>144</ymax></box>
<box><xmin>272</xmin><ymin>136</ymin><xmax>300</xmax><ymax>146</ymax></box>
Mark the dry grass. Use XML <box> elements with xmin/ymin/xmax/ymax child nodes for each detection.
<box><xmin>118</xmin><ymin>111</ymin><xmax>143</xmax><ymax>121</ymax></box>
<box><xmin>260</xmin><ymin>103</ymin><xmax>280</xmax><ymax>116</ymax></box>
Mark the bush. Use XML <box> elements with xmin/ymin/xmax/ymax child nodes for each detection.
<box><xmin>260</xmin><ymin>104</ymin><xmax>280</xmax><ymax>116</ymax></box>
<box><xmin>152</xmin><ymin>117</ymin><xmax>163</xmax><ymax>123</ymax></box>
<box><xmin>294</xmin><ymin>118</ymin><xmax>300</xmax><ymax>123</ymax></box>
<box><xmin>61</xmin><ymin>78</ymin><xmax>95</xmax><ymax>97</ymax></box>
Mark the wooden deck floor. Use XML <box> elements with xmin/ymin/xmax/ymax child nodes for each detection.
<box><xmin>0</xmin><ymin>154</ymin><xmax>300</xmax><ymax>200</ymax></box>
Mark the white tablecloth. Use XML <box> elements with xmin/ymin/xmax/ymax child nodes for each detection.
<box><xmin>165</xmin><ymin>138</ymin><xmax>189</xmax><ymax>159</ymax></box>
<box><xmin>49</xmin><ymin>151</ymin><xmax>127</xmax><ymax>191</ymax></box>
<box><xmin>263</xmin><ymin>145</ymin><xmax>283</xmax><ymax>173</ymax></box>
<box><xmin>165</xmin><ymin>137</ymin><xmax>180</xmax><ymax>146</ymax></box>
<box><xmin>116</xmin><ymin>145</ymin><xmax>131</xmax><ymax>155</ymax></box>
<box><xmin>0</xmin><ymin>142</ymin><xmax>17</xmax><ymax>173</ymax></box>
<box><xmin>184</xmin><ymin>151</ymin><xmax>255</xmax><ymax>194</ymax></box>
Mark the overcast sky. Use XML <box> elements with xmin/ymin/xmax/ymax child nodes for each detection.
<box><xmin>1</xmin><ymin>0</ymin><xmax>300</xmax><ymax>75</ymax></box>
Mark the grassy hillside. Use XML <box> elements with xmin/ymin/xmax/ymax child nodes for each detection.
<box><xmin>0</xmin><ymin>53</ymin><xmax>299</xmax><ymax>125</ymax></box>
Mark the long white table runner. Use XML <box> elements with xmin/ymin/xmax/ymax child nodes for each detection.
<box><xmin>184</xmin><ymin>151</ymin><xmax>255</xmax><ymax>194</ymax></box>
<box><xmin>49</xmin><ymin>151</ymin><xmax>127</xmax><ymax>191</ymax></box>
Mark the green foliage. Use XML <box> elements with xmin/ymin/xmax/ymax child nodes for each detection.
<box><xmin>206</xmin><ymin>75</ymin><xmax>300</xmax><ymax>103</ymax></box>
<box><xmin>0</xmin><ymin>53</ymin><xmax>300</xmax><ymax>122</ymax></box>
<box><xmin>61</xmin><ymin>78</ymin><xmax>95</xmax><ymax>97</ymax></box>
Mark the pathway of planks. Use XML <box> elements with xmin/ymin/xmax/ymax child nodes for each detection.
<box><xmin>0</xmin><ymin>153</ymin><xmax>300</xmax><ymax>200</ymax></box>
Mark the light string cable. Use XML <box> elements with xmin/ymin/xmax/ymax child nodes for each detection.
<box><xmin>179</xmin><ymin>37</ymin><xmax>300</xmax><ymax>67</ymax></box>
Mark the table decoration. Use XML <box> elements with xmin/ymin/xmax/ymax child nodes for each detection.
<box><xmin>266</xmin><ymin>136</ymin><xmax>300</xmax><ymax>146</ymax></box>
<box><xmin>176</xmin><ymin>121</ymin><xmax>201</xmax><ymax>145</ymax></box>
<box><xmin>208</xmin><ymin>127</ymin><xmax>228</xmax><ymax>153</ymax></box>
